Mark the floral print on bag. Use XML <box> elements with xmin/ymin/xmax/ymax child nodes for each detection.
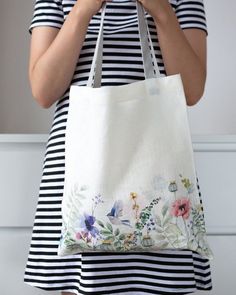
<box><xmin>58</xmin><ymin>174</ymin><xmax>214</xmax><ymax>260</ymax></box>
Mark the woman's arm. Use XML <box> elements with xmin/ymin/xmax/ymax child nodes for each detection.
<box><xmin>29</xmin><ymin>9</ymin><xmax>89</xmax><ymax>109</ymax></box>
<box><xmin>29</xmin><ymin>0</ymin><xmax>111</xmax><ymax>109</ymax></box>
<box><xmin>138</xmin><ymin>0</ymin><xmax>207</xmax><ymax>106</ymax></box>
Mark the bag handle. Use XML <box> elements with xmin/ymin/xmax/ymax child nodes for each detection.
<box><xmin>87</xmin><ymin>0</ymin><xmax>161</xmax><ymax>88</ymax></box>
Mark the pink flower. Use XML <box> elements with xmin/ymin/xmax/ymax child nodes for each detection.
<box><xmin>75</xmin><ymin>230</ymin><xmax>92</xmax><ymax>243</ymax></box>
<box><xmin>170</xmin><ymin>197</ymin><xmax>191</xmax><ymax>219</ymax></box>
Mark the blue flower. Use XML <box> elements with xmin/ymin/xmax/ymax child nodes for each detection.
<box><xmin>187</xmin><ymin>184</ymin><xmax>195</xmax><ymax>194</ymax></box>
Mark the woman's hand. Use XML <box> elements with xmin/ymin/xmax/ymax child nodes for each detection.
<box><xmin>137</xmin><ymin>0</ymin><xmax>172</xmax><ymax>22</ymax></box>
<box><xmin>76</xmin><ymin>0</ymin><xmax>112</xmax><ymax>20</ymax></box>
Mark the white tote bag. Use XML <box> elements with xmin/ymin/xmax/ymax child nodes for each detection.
<box><xmin>58</xmin><ymin>0</ymin><xmax>213</xmax><ymax>260</ymax></box>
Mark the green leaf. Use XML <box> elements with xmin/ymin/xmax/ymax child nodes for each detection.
<box><xmin>106</xmin><ymin>222</ymin><xmax>113</xmax><ymax>233</ymax></box>
<box><xmin>162</xmin><ymin>204</ymin><xmax>169</xmax><ymax>217</ymax></box>
<box><xmin>135</xmin><ymin>221</ymin><xmax>144</xmax><ymax>230</ymax></box>
<box><xmin>114</xmin><ymin>241</ymin><xmax>121</xmax><ymax>247</ymax></box>
<box><xmin>77</xmin><ymin>241</ymin><xmax>91</xmax><ymax>249</ymax></box>
<box><xmin>155</xmin><ymin>216</ymin><xmax>162</xmax><ymax>226</ymax></box>
<box><xmin>114</xmin><ymin>228</ymin><xmax>120</xmax><ymax>236</ymax></box>
<box><xmin>119</xmin><ymin>234</ymin><xmax>126</xmax><ymax>240</ymax></box>
<box><xmin>100</xmin><ymin>229</ymin><xmax>111</xmax><ymax>235</ymax></box>
<box><xmin>162</xmin><ymin>214</ymin><xmax>172</xmax><ymax>226</ymax></box>
<box><xmin>96</xmin><ymin>219</ymin><xmax>105</xmax><ymax>228</ymax></box>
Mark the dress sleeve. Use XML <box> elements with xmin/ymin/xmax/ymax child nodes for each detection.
<box><xmin>28</xmin><ymin>0</ymin><xmax>64</xmax><ymax>35</ymax></box>
<box><xmin>175</xmin><ymin>0</ymin><xmax>208</xmax><ymax>36</ymax></box>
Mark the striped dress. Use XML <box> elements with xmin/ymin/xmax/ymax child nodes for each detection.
<box><xmin>24</xmin><ymin>0</ymin><xmax>213</xmax><ymax>294</ymax></box>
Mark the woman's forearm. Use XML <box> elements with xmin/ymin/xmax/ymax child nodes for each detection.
<box><xmin>30</xmin><ymin>3</ymin><xmax>91</xmax><ymax>108</ymax></box>
<box><xmin>152</xmin><ymin>1</ymin><xmax>206</xmax><ymax>106</ymax></box>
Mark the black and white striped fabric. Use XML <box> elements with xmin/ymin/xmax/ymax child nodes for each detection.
<box><xmin>24</xmin><ymin>1</ymin><xmax>213</xmax><ymax>294</ymax></box>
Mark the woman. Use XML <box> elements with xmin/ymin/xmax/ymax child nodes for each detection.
<box><xmin>24</xmin><ymin>0</ymin><xmax>213</xmax><ymax>294</ymax></box>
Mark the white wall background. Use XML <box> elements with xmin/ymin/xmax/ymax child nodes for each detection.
<box><xmin>0</xmin><ymin>0</ymin><xmax>54</xmax><ymax>134</ymax></box>
<box><xmin>0</xmin><ymin>0</ymin><xmax>236</xmax><ymax>134</ymax></box>
<box><xmin>1</xmin><ymin>0</ymin><xmax>236</xmax><ymax>295</ymax></box>
<box><xmin>188</xmin><ymin>0</ymin><xmax>236</xmax><ymax>134</ymax></box>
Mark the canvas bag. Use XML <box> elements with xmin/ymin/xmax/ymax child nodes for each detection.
<box><xmin>58</xmin><ymin>0</ymin><xmax>214</xmax><ymax>260</ymax></box>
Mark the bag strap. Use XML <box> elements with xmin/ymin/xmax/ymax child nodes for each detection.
<box><xmin>87</xmin><ymin>0</ymin><xmax>161</xmax><ymax>88</ymax></box>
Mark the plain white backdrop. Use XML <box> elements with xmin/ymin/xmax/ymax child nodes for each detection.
<box><xmin>0</xmin><ymin>1</ymin><xmax>236</xmax><ymax>295</ymax></box>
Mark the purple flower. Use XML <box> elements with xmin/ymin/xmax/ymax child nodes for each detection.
<box><xmin>92</xmin><ymin>193</ymin><xmax>104</xmax><ymax>206</ymax></box>
<box><xmin>76</xmin><ymin>231</ymin><xmax>92</xmax><ymax>242</ymax></box>
<box><xmin>75</xmin><ymin>212</ymin><xmax>99</xmax><ymax>238</ymax></box>
<box><xmin>146</xmin><ymin>217</ymin><xmax>156</xmax><ymax>231</ymax></box>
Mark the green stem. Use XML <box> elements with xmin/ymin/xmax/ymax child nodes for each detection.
<box><xmin>183</xmin><ymin>218</ymin><xmax>189</xmax><ymax>240</ymax></box>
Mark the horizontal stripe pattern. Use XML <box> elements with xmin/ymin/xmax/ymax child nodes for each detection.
<box><xmin>24</xmin><ymin>0</ymin><xmax>212</xmax><ymax>294</ymax></box>
<box><xmin>28</xmin><ymin>0</ymin><xmax>208</xmax><ymax>35</ymax></box>
<box><xmin>175</xmin><ymin>0</ymin><xmax>208</xmax><ymax>34</ymax></box>
<box><xmin>29</xmin><ymin>0</ymin><xmax>64</xmax><ymax>31</ymax></box>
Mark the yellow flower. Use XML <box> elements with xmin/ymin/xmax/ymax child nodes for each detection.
<box><xmin>196</xmin><ymin>204</ymin><xmax>203</xmax><ymax>212</ymax></box>
<box><xmin>130</xmin><ymin>192</ymin><xmax>137</xmax><ymax>199</ymax></box>
<box><xmin>125</xmin><ymin>233</ymin><xmax>135</xmax><ymax>242</ymax></box>
<box><xmin>102</xmin><ymin>239</ymin><xmax>113</xmax><ymax>245</ymax></box>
